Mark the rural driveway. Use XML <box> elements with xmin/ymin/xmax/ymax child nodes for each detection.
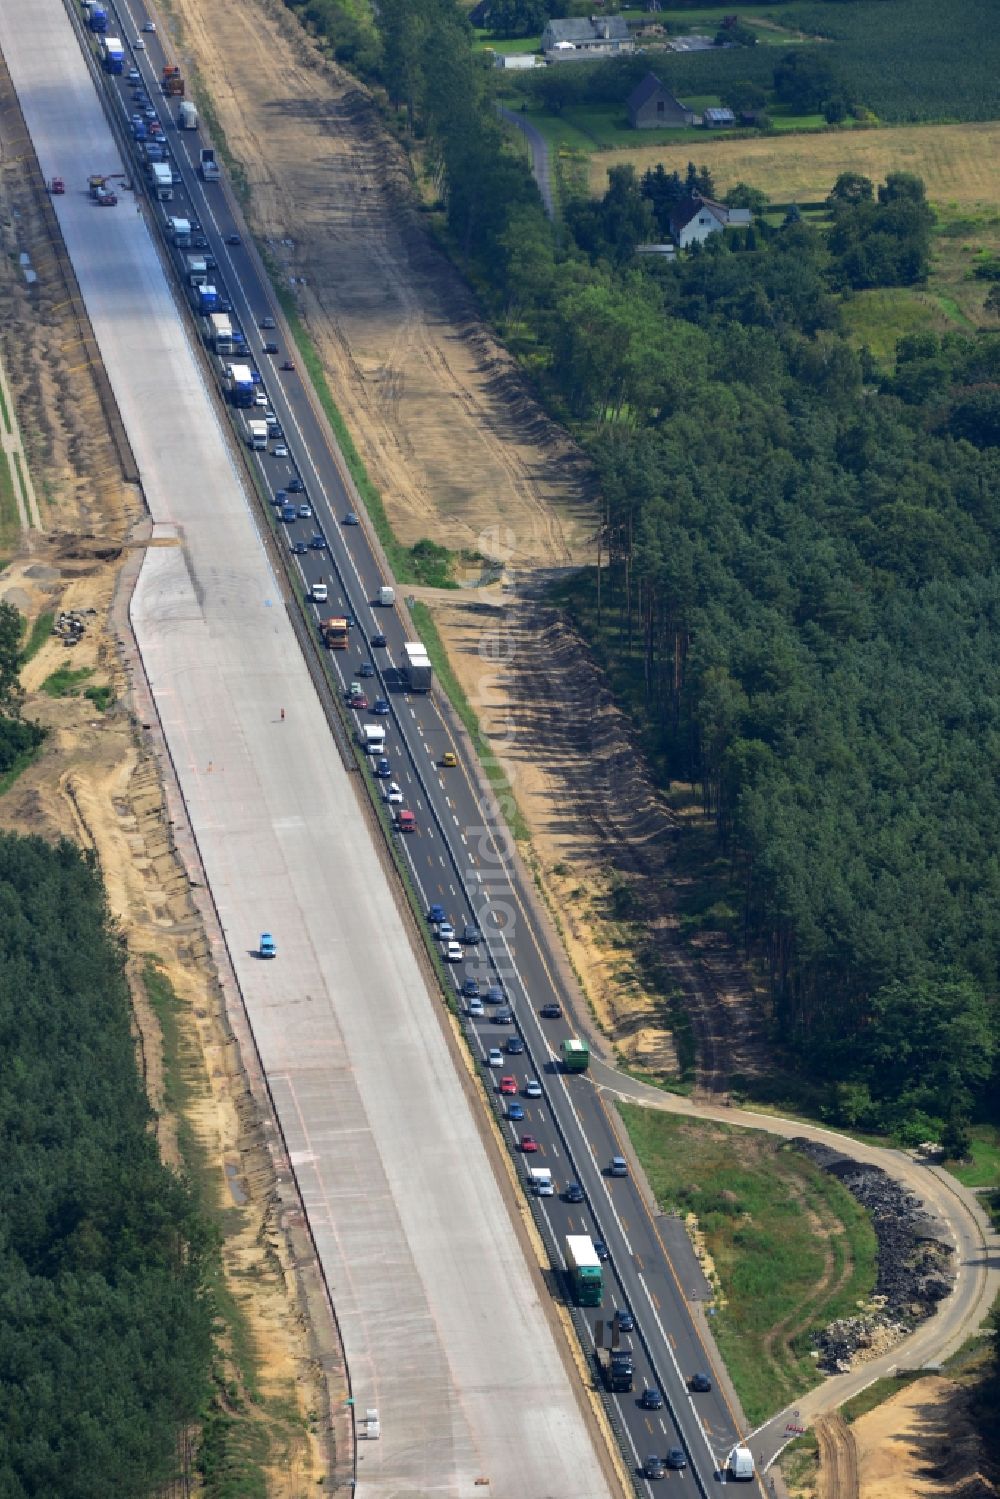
<box><xmin>499</xmin><ymin>105</ymin><xmax>555</xmax><ymax>220</ymax></box>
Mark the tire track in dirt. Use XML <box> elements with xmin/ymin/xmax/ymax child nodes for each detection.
<box><xmin>816</xmin><ymin>1412</ymin><xmax>860</xmax><ymax>1499</ymax></box>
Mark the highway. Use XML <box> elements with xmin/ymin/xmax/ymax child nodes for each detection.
<box><xmin>4</xmin><ymin>3</ymin><xmax>622</xmax><ymax>1495</ymax></box>
<box><xmin>81</xmin><ymin>3</ymin><xmax>754</xmax><ymax>1492</ymax></box>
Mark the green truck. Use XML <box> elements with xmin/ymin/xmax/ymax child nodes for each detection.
<box><xmin>565</xmin><ymin>1234</ymin><xmax>603</xmax><ymax>1306</ymax></box>
<box><xmin>560</xmin><ymin>1038</ymin><xmax>590</xmax><ymax>1073</ymax></box>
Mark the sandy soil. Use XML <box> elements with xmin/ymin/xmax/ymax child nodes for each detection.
<box><xmin>168</xmin><ymin>0</ymin><xmax>593</xmax><ymax>567</ymax></box>
<box><xmin>853</xmin><ymin>1377</ymin><xmax>997</xmax><ymax>1499</ymax></box>
<box><xmin>425</xmin><ymin>585</ymin><xmax>765</xmax><ymax>1093</ymax></box>
<box><xmin>0</xmin><ymin>78</ymin><xmax>324</xmax><ymax>1496</ymax></box>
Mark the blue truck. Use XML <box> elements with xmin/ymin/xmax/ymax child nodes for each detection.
<box><xmin>89</xmin><ymin>5</ymin><xmax>108</xmax><ymax>31</ymax></box>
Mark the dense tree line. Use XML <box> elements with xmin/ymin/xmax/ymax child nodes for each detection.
<box><xmin>328</xmin><ymin>1</ymin><xmax>1000</xmax><ymax>1143</ymax></box>
<box><xmin>0</xmin><ymin>835</ymin><xmax>214</xmax><ymax>1496</ymax></box>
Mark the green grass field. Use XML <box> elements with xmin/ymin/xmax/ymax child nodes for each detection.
<box><xmin>619</xmin><ymin>1106</ymin><xmax>878</xmax><ymax>1424</ymax></box>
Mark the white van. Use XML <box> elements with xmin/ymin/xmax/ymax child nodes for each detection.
<box><xmin>310</xmin><ymin>581</ymin><xmax>328</xmax><ymax>604</ymax></box>
<box><xmin>729</xmin><ymin>1446</ymin><xmax>755</xmax><ymax>1482</ymax></box>
<box><xmin>378</xmin><ymin>585</ymin><xmax>395</xmax><ymax>607</ymax></box>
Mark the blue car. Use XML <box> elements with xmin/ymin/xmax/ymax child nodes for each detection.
<box><xmin>374</xmin><ymin>757</ymin><xmax>392</xmax><ymax>779</ymax></box>
<box><xmin>358</xmin><ymin>662</ymin><xmax>375</xmax><ymax>678</ymax></box>
<box><xmin>310</xmin><ymin>533</ymin><xmax>327</xmax><ymax>550</ymax></box>
<box><xmin>373</xmin><ymin>698</ymin><xmax>390</xmax><ymax>715</ymax></box>
<box><xmin>506</xmin><ymin>1102</ymin><xmax>525</xmax><ymax>1121</ymax></box>
<box><xmin>259</xmin><ymin>932</ymin><xmax>276</xmax><ymax>959</ymax></box>
<box><xmin>428</xmin><ymin>904</ymin><xmax>446</xmax><ymax>924</ymax></box>
<box><xmin>462</xmin><ymin>978</ymin><xmax>480</xmax><ymax>999</ymax></box>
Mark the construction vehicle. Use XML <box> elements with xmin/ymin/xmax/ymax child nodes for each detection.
<box><xmin>595</xmin><ymin>1346</ymin><xmax>633</xmax><ymax>1393</ymax></box>
<box><xmin>88</xmin><ymin>172</ymin><xmax>127</xmax><ymax>207</ymax></box>
<box><xmin>48</xmin><ymin>176</ymin><xmax>65</xmax><ymax>195</ymax></box>
<box><xmin>162</xmin><ymin>65</ymin><xmax>184</xmax><ymax>97</ymax></box>
<box><xmin>199</xmin><ymin>148</ymin><xmax>220</xmax><ymax>182</ymax></box>
<box><xmin>560</xmin><ymin>1038</ymin><xmax>591</xmax><ymax>1073</ymax></box>
<box><xmin>322</xmin><ymin>617</ymin><xmax>349</xmax><ymax>651</ymax></box>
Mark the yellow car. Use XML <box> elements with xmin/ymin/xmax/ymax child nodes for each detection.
<box><xmin>441</xmin><ymin>750</ymin><xmax>458</xmax><ymax>768</ymax></box>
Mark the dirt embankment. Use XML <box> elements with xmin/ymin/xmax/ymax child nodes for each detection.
<box><xmin>853</xmin><ymin>1376</ymin><xmax>997</xmax><ymax>1499</ymax></box>
<box><xmin>169</xmin><ymin>0</ymin><xmax>593</xmax><ymax>568</ymax></box>
<box><xmin>0</xmin><ymin>78</ymin><xmax>325</xmax><ymax>1496</ymax></box>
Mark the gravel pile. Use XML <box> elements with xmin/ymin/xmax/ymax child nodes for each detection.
<box><xmin>791</xmin><ymin>1138</ymin><xmax>955</xmax><ymax>1373</ymax></box>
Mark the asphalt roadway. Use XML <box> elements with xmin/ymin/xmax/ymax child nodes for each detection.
<box><xmin>0</xmin><ymin>5</ymin><xmax>617</xmax><ymax>1496</ymax></box>
<box><xmin>77</xmin><ymin>12</ymin><xmax>752</xmax><ymax>1492</ymax></box>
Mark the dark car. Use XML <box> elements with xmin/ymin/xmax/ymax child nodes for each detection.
<box><xmin>280</xmin><ymin>359</ymin><xmax>295</xmax><ymax>371</ymax></box>
<box><xmin>343</xmin><ymin>511</ymin><xmax>360</xmax><ymax>526</ymax></box>
<box><xmin>216</xmin><ymin>297</ymin><xmax>233</xmax><ymax>314</ymax></box>
<box><xmin>374</xmin><ymin>757</ymin><xmax>392</xmax><ymax>779</ymax></box>
<box><xmin>640</xmin><ymin>1387</ymin><xmax>664</xmax><ymax>1411</ymax></box>
<box><xmin>193</xmin><ymin>235</ymin><xmax>209</xmax><ymax>250</ymax></box>
<box><xmin>358</xmin><ymin>662</ymin><xmax>375</xmax><ymax>678</ymax></box>
<box><xmin>462</xmin><ymin>978</ymin><xmax>480</xmax><ymax>999</ymax></box>
<box><xmin>539</xmin><ymin>1002</ymin><xmax>562</xmax><ymax>1019</ymax></box>
<box><xmin>291</xmin><ymin>540</ymin><xmax>309</xmax><ymax>555</ymax></box>
<box><xmin>688</xmin><ymin>1372</ymin><xmax>713</xmax><ymax>1393</ymax></box>
<box><xmin>666</xmin><ymin>1450</ymin><xmax>687</xmax><ymax>1471</ymax></box>
<box><xmin>564</xmin><ymin>1182</ymin><xmax>585</xmax><ymax>1204</ymax></box>
<box><xmin>506</xmin><ymin>1036</ymin><xmax>525</xmax><ymax>1055</ymax></box>
<box><xmin>370</xmin><ymin>632</ymin><xmax>387</xmax><ymax>648</ymax></box>
<box><xmin>593</xmin><ymin>1239</ymin><xmax>609</xmax><ymax>1262</ymax></box>
<box><xmin>372</xmin><ymin>698</ymin><xmax>390</xmax><ymax>716</ymax></box>
<box><xmin>462</xmin><ymin>923</ymin><xmax>482</xmax><ymax>944</ymax></box>
<box><xmin>263</xmin><ymin>341</ymin><xmax>278</xmax><ymax>355</ymax></box>
<box><xmin>615</xmin><ymin>1307</ymin><xmax>635</xmax><ymax>1333</ymax></box>
<box><xmin>260</xmin><ymin>316</ymin><xmax>276</xmax><ymax>329</ymax></box>
<box><xmin>486</xmin><ymin>984</ymin><xmax>505</xmax><ymax>1005</ymax></box>
<box><xmin>226</xmin><ymin>233</ymin><xmax>241</xmax><ymax>245</ymax></box>
<box><xmin>493</xmin><ymin>1008</ymin><xmax>513</xmax><ymax>1025</ymax></box>
<box><xmin>428</xmin><ymin>904</ymin><xmax>446</xmax><ymax>924</ymax></box>
<box><xmin>644</xmin><ymin>1456</ymin><xmax>667</xmax><ymax>1481</ymax></box>
<box><xmin>309</xmin><ymin>533</ymin><xmax>327</xmax><ymax>550</ymax></box>
<box><xmin>287</xmin><ymin>477</ymin><xmax>304</xmax><ymax>493</ymax></box>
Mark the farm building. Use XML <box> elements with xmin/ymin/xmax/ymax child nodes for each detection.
<box><xmin>669</xmin><ymin>192</ymin><xmax>752</xmax><ymax>247</ymax></box>
<box><xmin>542</xmin><ymin>16</ymin><xmax>633</xmax><ymax>61</ymax></box>
<box><xmin>703</xmin><ymin>106</ymin><xmax>736</xmax><ymax>128</ymax></box>
<box><xmin>626</xmin><ymin>73</ymin><xmax>695</xmax><ymax>129</ymax></box>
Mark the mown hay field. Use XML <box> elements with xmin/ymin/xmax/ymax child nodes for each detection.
<box><xmin>588</xmin><ymin>121</ymin><xmax>1000</xmax><ymax>207</ymax></box>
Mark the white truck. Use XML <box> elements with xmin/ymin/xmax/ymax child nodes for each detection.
<box><xmin>246</xmin><ymin>418</ymin><xmax>268</xmax><ymax>450</ymax></box>
<box><xmin>168</xmin><ymin>215</ymin><xmax>191</xmax><ymax>247</ymax></box>
<box><xmin>728</xmin><ymin>1446</ymin><xmax>755</xmax><ymax>1482</ymax></box>
<box><xmin>178</xmin><ymin>100</ymin><xmax>198</xmax><ymax>130</ymax></box>
<box><xmin>529</xmin><ymin>1167</ymin><xmax>554</xmax><ymax>1196</ymax></box>
<box><xmin>359</xmin><ymin>724</ymin><xmax>386</xmax><ymax>753</ymax></box>
<box><xmin>185</xmin><ymin>253</ymin><xmax>209</xmax><ymax>286</ymax></box>
<box><xmin>207</xmin><ymin>312</ymin><xmax>234</xmax><ymax>354</ymax></box>
<box><xmin>402</xmin><ymin>642</ymin><xmax>432</xmax><ymax>693</ymax></box>
<box><xmin>151</xmin><ymin>162</ymin><xmax>173</xmax><ymax>201</ymax></box>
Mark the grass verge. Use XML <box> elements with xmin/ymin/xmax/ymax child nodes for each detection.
<box><xmin>19</xmin><ymin>610</ymin><xmax>54</xmax><ymax>667</ymax></box>
<box><xmin>409</xmin><ymin>598</ymin><xmax>529</xmax><ymax>841</ymax></box>
<box><xmin>619</xmin><ymin>1105</ymin><xmax>878</xmax><ymax>1425</ymax></box>
<box><xmin>41</xmin><ymin>664</ymin><xmax>94</xmax><ymax>697</ymax></box>
<box><xmin>840</xmin><ymin>1370</ymin><xmax>923</xmax><ymax>1424</ymax></box>
<box><xmin>0</xmin><ymin>450</ymin><xmax>20</xmax><ymax>548</ymax></box>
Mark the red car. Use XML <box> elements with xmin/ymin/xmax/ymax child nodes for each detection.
<box><xmin>499</xmin><ymin>1076</ymin><xmax>518</xmax><ymax>1096</ymax></box>
<box><xmin>348</xmin><ymin>692</ymin><xmax>368</xmax><ymax>710</ymax></box>
<box><xmin>520</xmin><ymin>1135</ymin><xmax>540</xmax><ymax>1153</ymax></box>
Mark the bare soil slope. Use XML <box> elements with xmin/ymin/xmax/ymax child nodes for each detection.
<box><xmin>170</xmin><ymin>0</ymin><xmax>593</xmax><ymax>566</ymax></box>
<box><xmin>853</xmin><ymin>1377</ymin><xmax>997</xmax><ymax>1499</ymax></box>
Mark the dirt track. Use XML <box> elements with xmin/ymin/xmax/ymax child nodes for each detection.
<box><xmin>816</xmin><ymin>1413</ymin><xmax>860</xmax><ymax>1499</ymax></box>
<box><xmin>170</xmin><ymin>0</ymin><xmax>593</xmax><ymax>567</ymax></box>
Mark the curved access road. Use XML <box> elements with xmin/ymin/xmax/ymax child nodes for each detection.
<box><xmin>498</xmin><ymin>105</ymin><xmax>555</xmax><ymax>220</ymax></box>
<box><xmin>597</xmin><ymin>1058</ymin><xmax>1000</xmax><ymax>1468</ymax></box>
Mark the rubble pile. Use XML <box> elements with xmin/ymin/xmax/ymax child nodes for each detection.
<box><xmin>791</xmin><ymin>1138</ymin><xmax>955</xmax><ymax>1374</ymax></box>
<box><xmin>51</xmin><ymin>610</ymin><xmax>87</xmax><ymax>647</ymax></box>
